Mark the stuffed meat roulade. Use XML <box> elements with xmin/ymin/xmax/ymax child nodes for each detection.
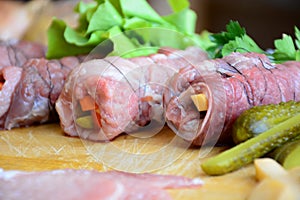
<box><xmin>164</xmin><ymin>52</ymin><xmax>300</xmax><ymax>146</ymax></box>
<box><xmin>0</xmin><ymin>40</ymin><xmax>83</xmax><ymax>129</ymax></box>
<box><xmin>56</xmin><ymin>47</ymin><xmax>208</xmax><ymax>141</ymax></box>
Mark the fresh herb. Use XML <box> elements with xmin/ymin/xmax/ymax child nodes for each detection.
<box><xmin>222</xmin><ymin>35</ymin><xmax>264</xmax><ymax>56</ymax></box>
<box><xmin>46</xmin><ymin>0</ymin><xmax>300</xmax><ymax>64</ymax></box>
<box><xmin>46</xmin><ymin>0</ymin><xmax>203</xmax><ymax>59</ymax></box>
<box><xmin>272</xmin><ymin>27</ymin><xmax>300</xmax><ymax>63</ymax></box>
<box><xmin>206</xmin><ymin>21</ymin><xmax>300</xmax><ymax>64</ymax></box>
<box><xmin>207</xmin><ymin>20</ymin><xmax>246</xmax><ymax>58</ymax></box>
<box><xmin>206</xmin><ymin>20</ymin><xmax>263</xmax><ymax>58</ymax></box>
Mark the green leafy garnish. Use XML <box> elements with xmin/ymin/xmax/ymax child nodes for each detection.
<box><xmin>46</xmin><ymin>0</ymin><xmax>300</xmax><ymax>65</ymax></box>
<box><xmin>222</xmin><ymin>35</ymin><xmax>264</xmax><ymax>57</ymax></box>
<box><xmin>46</xmin><ymin>0</ymin><xmax>203</xmax><ymax>59</ymax></box>
<box><xmin>272</xmin><ymin>27</ymin><xmax>300</xmax><ymax>63</ymax></box>
<box><xmin>211</xmin><ymin>21</ymin><xmax>246</xmax><ymax>45</ymax></box>
<box><xmin>206</xmin><ymin>20</ymin><xmax>263</xmax><ymax>58</ymax></box>
<box><xmin>205</xmin><ymin>20</ymin><xmax>300</xmax><ymax>64</ymax></box>
<box><xmin>295</xmin><ymin>27</ymin><xmax>300</xmax><ymax>49</ymax></box>
<box><xmin>273</xmin><ymin>34</ymin><xmax>297</xmax><ymax>62</ymax></box>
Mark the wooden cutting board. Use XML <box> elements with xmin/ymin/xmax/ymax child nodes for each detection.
<box><xmin>0</xmin><ymin>123</ymin><xmax>257</xmax><ymax>199</ymax></box>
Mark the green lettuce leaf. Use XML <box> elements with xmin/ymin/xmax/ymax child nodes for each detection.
<box><xmin>46</xmin><ymin>0</ymin><xmax>204</xmax><ymax>59</ymax></box>
<box><xmin>73</xmin><ymin>1</ymin><xmax>97</xmax><ymax>32</ymax></box>
<box><xmin>46</xmin><ymin>19</ymin><xmax>94</xmax><ymax>59</ymax></box>
<box><xmin>119</xmin><ymin>0</ymin><xmax>164</xmax><ymax>24</ymax></box>
<box><xmin>123</xmin><ymin>17</ymin><xmax>159</xmax><ymax>30</ymax></box>
<box><xmin>163</xmin><ymin>0</ymin><xmax>195</xmax><ymax>34</ymax></box>
<box><xmin>163</xmin><ymin>8</ymin><xmax>196</xmax><ymax>34</ymax></box>
<box><xmin>87</xmin><ymin>0</ymin><xmax>123</xmax><ymax>33</ymax></box>
<box><xmin>295</xmin><ymin>26</ymin><xmax>300</xmax><ymax>49</ymax></box>
<box><xmin>167</xmin><ymin>0</ymin><xmax>190</xmax><ymax>12</ymax></box>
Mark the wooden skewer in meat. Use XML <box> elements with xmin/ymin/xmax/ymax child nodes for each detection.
<box><xmin>56</xmin><ymin>47</ymin><xmax>208</xmax><ymax>141</ymax></box>
<box><xmin>164</xmin><ymin>52</ymin><xmax>300</xmax><ymax>146</ymax></box>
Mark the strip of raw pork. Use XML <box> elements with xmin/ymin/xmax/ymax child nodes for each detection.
<box><xmin>0</xmin><ymin>168</ymin><xmax>202</xmax><ymax>200</ymax></box>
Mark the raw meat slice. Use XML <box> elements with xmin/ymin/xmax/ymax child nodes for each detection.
<box><xmin>0</xmin><ymin>169</ymin><xmax>203</xmax><ymax>200</ymax></box>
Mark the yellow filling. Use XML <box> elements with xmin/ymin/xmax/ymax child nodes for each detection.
<box><xmin>191</xmin><ymin>94</ymin><xmax>208</xmax><ymax>112</ymax></box>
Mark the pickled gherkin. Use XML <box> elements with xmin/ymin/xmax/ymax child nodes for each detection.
<box><xmin>232</xmin><ymin>101</ymin><xmax>300</xmax><ymax>144</ymax></box>
<box><xmin>269</xmin><ymin>139</ymin><xmax>300</xmax><ymax>170</ymax></box>
<box><xmin>201</xmin><ymin>112</ymin><xmax>300</xmax><ymax>175</ymax></box>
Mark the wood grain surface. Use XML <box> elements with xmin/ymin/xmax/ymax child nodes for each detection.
<box><xmin>0</xmin><ymin>123</ymin><xmax>257</xmax><ymax>200</ymax></box>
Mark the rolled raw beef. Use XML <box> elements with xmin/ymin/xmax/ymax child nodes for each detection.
<box><xmin>0</xmin><ymin>40</ymin><xmax>49</xmax><ymax>129</ymax></box>
<box><xmin>0</xmin><ymin>40</ymin><xmax>84</xmax><ymax>129</ymax></box>
<box><xmin>0</xmin><ymin>40</ymin><xmax>45</xmax><ymax>70</ymax></box>
<box><xmin>2</xmin><ymin>57</ymin><xmax>82</xmax><ymax>129</ymax></box>
<box><xmin>0</xmin><ymin>66</ymin><xmax>22</xmax><ymax>127</ymax></box>
<box><xmin>56</xmin><ymin>47</ymin><xmax>208</xmax><ymax>141</ymax></box>
<box><xmin>164</xmin><ymin>52</ymin><xmax>300</xmax><ymax>146</ymax></box>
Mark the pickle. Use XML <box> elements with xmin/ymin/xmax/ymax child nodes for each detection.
<box><xmin>232</xmin><ymin>101</ymin><xmax>300</xmax><ymax>144</ymax></box>
<box><xmin>201</xmin><ymin>113</ymin><xmax>300</xmax><ymax>176</ymax></box>
<box><xmin>269</xmin><ymin>139</ymin><xmax>300</xmax><ymax>170</ymax></box>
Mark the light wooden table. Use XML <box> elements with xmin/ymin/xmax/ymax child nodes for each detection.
<box><xmin>0</xmin><ymin>123</ymin><xmax>256</xmax><ymax>200</ymax></box>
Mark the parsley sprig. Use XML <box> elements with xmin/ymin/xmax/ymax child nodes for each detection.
<box><xmin>272</xmin><ymin>27</ymin><xmax>300</xmax><ymax>63</ymax></box>
<box><xmin>205</xmin><ymin>20</ymin><xmax>300</xmax><ymax>64</ymax></box>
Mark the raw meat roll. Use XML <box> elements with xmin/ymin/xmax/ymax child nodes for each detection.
<box><xmin>0</xmin><ymin>54</ymin><xmax>82</xmax><ymax>129</ymax></box>
<box><xmin>0</xmin><ymin>40</ymin><xmax>45</xmax><ymax>70</ymax></box>
<box><xmin>56</xmin><ymin>47</ymin><xmax>208</xmax><ymax>141</ymax></box>
<box><xmin>164</xmin><ymin>52</ymin><xmax>300</xmax><ymax>146</ymax></box>
<box><xmin>0</xmin><ymin>38</ymin><xmax>89</xmax><ymax>129</ymax></box>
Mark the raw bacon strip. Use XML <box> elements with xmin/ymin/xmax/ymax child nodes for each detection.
<box><xmin>56</xmin><ymin>47</ymin><xmax>208</xmax><ymax>141</ymax></box>
<box><xmin>164</xmin><ymin>52</ymin><xmax>300</xmax><ymax>146</ymax></box>
<box><xmin>0</xmin><ymin>169</ymin><xmax>203</xmax><ymax>200</ymax></box>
